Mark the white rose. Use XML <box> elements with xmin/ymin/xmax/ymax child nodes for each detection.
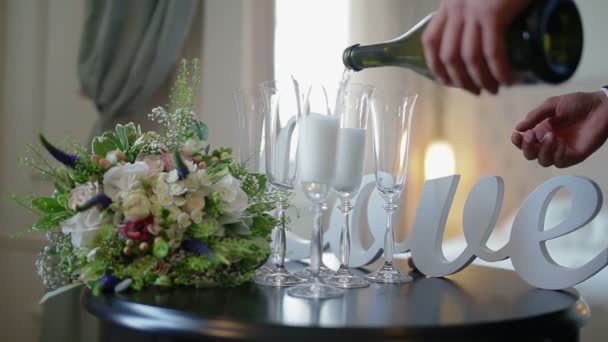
<box><xmin>177</xmin><ymin>212</ymin><xmax>191</xmax><ymax>228</ymax></box>
<box><xmin>191</xmin><ymin>211</ymin><xmax>204</xmax><ymax>224</ymax></box>
<box><xmin>150</xmin><ymin>201</ymin><xmax>163</xmax><ymax>216</ymax></box>
<box><xmin>122</xmin><ymin>190</ymin><xmax>151</xmax><ymax>221</ymax></box>
<box><xmin>166</xmin><ymin>170</ymin><xmax>179</xmax><ymax>183</ymax></box>
<box><xmin>196</xmin><ymin>170</ymin><xmax>213</xmax><ymax>196</ymax></box>
<box><xmin>185</xmin><ymin>192</ymin><xmax>206</xmax><ymax>213</ymax></box>
<box><xmin>153</xmin><ymin>179</ymin><xmax>169</xmax><ymax>194</ymax></box>
<box><xmin>148</xmin><ymin>222</ymin><xmax>163</xmax><ymax>235</ymax></box>
<box><xmin>183</xmin><ymin>138</ymin><xmax>206</xmax><ymax>155</ymax></box>
<box><xmin>223</xmin><ymin>186</ymin><xmax>249</xmax><ymax>215</ymax></box>
<box><xmin>183</xmin><ymin>174</ymin><xmax>199</xmax><ymax>191</ymax></box>
<box><xmin>103</xmin><ymin>162</ymin><xmax>149</xmax><ymax>200</ymax></box>
<box><xmin>61</xmin><ymin>209</ymin><xmax>103</xmax><ymax>248</ymax></box>
<box><xmin>68</xmin><ymin>183</ymin><xmax>97</xmax><ymax>210</ymax></box>
<box><xmin>157</xmin><ymin>192</ymin><xmax>173</xmax><ymax>207</ymax></box>
<box><xmin>174</xmin><ymin>196</ymin><xmax>186</xmax><ymax>207</ymax></box>
<box><xmin>167</xmin><ymin>206</ymin><xmax>181</xmax><ymax>221</ymax></box>
<box><xmin>212</xmin><ymin>175</ymin><xmax>240</xmax><ymax>203</ymax></box>
<box><xmin>170</xmin><ymin>183</ymin><xmax>187</xmax><ymax>196</ymax></box>
<box><xmin>197</xmin><ymin>170</ymin><xmax>212</xmax><ymax>187</ymax></box>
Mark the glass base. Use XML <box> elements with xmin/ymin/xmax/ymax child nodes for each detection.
<box><xmin>254</xmin><ymin>266</ymin><xmax>306</xmax><ymax>287</ymax></box>
<box><xmin>254</xmin><ymin>265</ymin><xmax>271</xmax><ymax>277</ymax></box>
<box><xmin>293</xmin><ymin>265</ymin><xmax>335</xmax><ymax>279</ymax></box>
<box><xmin>287</xmin><ymin>281</ymin><xmax>344</xmax><ymax>299</ymax></box>
<box><xmin>324</xmin><ymin>267</ymin><xmax>369</xmax><ymax>289</ymax></box>
<box><xmin>364</xmin><ymin>263</ymin><xmax>413</xmax><ymax>284</ymax></box>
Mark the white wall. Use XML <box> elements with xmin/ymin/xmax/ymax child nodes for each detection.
<box><xmin>199</xmin><ymin>0</ymin><xmax>273</xmax><ymax>149</ymax></box>
<box><xmin>0</xmin><ymin>1</ymin><xmax>97</xmax><ymax>340</ymax></box>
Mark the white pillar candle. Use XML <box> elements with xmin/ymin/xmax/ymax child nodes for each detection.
<box><xmin>298</xmin><ymin>113</ymin><xmax>339</xmax><ymax>184</ymax></box>
<box><xmin>333</xmin><ymin>128</ymin><xmax>366</xmax><ymax>193</ymax></box>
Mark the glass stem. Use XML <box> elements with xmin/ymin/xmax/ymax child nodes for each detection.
<box><xmin>338</xmin><ymin>199</ymin><xmax>353</xmax><ymax>270</ymax></box>
<box><xmin>383</xmin><ymin>199</ymin><xmax>398</xmax><ymax>265</ymax></box>
<box><xmin>273</xmin><ymin>200</ymin><xmax>287</xmax><ymax>269</ymax></box>
<box><xmin>310</xmin><ymin>202</ymin><xmax>324</xmax><ymax>280</ymax></box>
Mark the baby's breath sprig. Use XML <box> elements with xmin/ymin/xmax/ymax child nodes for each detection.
<box><xmin>147</xmin><ymin>59</ymin><xmax>202</xmax><ymax>151</ymax></box>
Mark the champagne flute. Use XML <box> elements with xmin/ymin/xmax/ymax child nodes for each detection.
<box><xmin>233</xmin><ymin>88</ymin><xmax>264</xmax><ymax>172</ymax></box>
<box><xmin>292</xmin><ymin>84</ymin><xmax>336</xmax><ymax>279</ymax></box>
<box><xmin>287</xmin><ymin>85</ymin><xmax>344</xmax><ymax>299</ymax></box>
<box><xmin>234</xmin><ymin>88</ymin><xmax>269</xmax><ymax>276</ymax></box>
<box><xmin>365</xmin><ymin>90</ymin><xmax>418</xmax><ymax>284</ymax></box>
<box><xmin>325</xmin><ymin>83</ymin><xmax>374</xmax><ymax>289</ymax></box>
<box><xmin>254</xmin><ymin>80</ymin><xmax>306</xmax><ymax>287</ymax></box>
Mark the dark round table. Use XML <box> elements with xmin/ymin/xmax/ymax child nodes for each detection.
<box><xmin>79</xmin><ymin>261</ymin><xmax>590</xmax><ymax>342</ymax></box>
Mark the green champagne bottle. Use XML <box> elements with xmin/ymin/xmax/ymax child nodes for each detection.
<box><xmin>343</xmin><ymin>0</ymin><xmax>583</xmax><ymax>84</ymax></box>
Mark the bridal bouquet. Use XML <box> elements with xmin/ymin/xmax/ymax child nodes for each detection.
<box><xmin>18</xmin><ymin>60</ymin><xmax>275</xmax><ymax>296</ymax></box>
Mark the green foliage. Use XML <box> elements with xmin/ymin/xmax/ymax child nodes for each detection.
<box><xmin>169</xmin><ymin>59</ymin><xmax>200</xmax><ymax>114</ymax></box>
<box><xmin>185</xmin><ymin>256</ymin><xmax>218</xmax><ymax>272</ymax></box>
<box><xmin>91</xmin><ymin>123</ymin><xmax>142</xmax><ymax>162</ymax></box>
<box><xmin>191</xmin><ymin>120</ymin><xmax>208</xmax><ymax>141</ymax></box>
<box><xmin>189</xmin><ymin>221</ymin><xmax>220</xmax><ymax>239</ymax></box>
<box><xmin>154</xmin><ymin>275</ymin><xmax>172</xmax><ymax>287</ymax></box>
<box><xmin>153</xmin><ymin>240</ymin><xmax>169</xmax><ymax>258</ymax></box>
<box><xmin>32</xmin><ymin>197</ymin><xmax>65</xmax><ymax>214</ymax></box>
<box><xmin>206</xmin><ymin>192</ymin><xmax>224</xmax><ymax>218</ymax></box>
<box><xmin>210</xmin><ymin>237</ymin><xmax>270</xmax><ymax>267</ymax></box>
<box><xmin>91</xmin><ymin>131</ymin><xmax>120</xmax><ymax>157</ymax></box>
<box><xmin>231</xmin><ymin>163</ymin><xmax>267</xmax><ymax>198</ymax></box>
<box><xmin>250</xmin><ymin>214</ymin><xmax>276</xmax><ymax>239</ymax></box>
<box><xmin>93</xmin><ymin>225</ymin><xmax>125</xmax><ymax>265</ymax></box>
<box><xmin>56</xmin><ymin>238</ymin><xmax>83</xmax><ymax>278</ymax></box>
<box><xmin>112</xmin><ymin>256</ymin><xmax>158</xmax><ymax>290</ymax></box>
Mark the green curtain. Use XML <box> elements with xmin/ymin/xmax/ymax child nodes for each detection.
<box><xmin>78</xmin><ymin>0</ymin><xmax>198</xmax><ymax>133</ymax></box>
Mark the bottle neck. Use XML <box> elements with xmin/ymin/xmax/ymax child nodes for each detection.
<box><xmin>343</xmin><ymin>43</ymin><xmax>396</xmax><ymax>71</ymax></box>
<box><xmin>344</xmin><ymin>0</ymin><xmax>582</xmax><ymax>85</ymax></box>
<box><xmin>343</xmin><ymin>41</ymin><xmax>434</xmax><ymax>79</ymax></box>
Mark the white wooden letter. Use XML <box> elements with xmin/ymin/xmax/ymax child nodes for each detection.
<box><xmin>509</xmin><ymin>176</ymin><xmax>607</xmax><ymax>290</ymax></box>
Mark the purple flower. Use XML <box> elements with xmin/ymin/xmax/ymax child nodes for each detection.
<box><xmin>39</xmin><ymin>134</ymin><xmax>80</xmax><ymax>168</ymax></box>
<box><xmin>182</xmin><ymin>239</ymin><xmax>212</xmax><ymax>256</ymax></box>
<box><xmin>98</xmin><ymin>275</ymin><xmax>120</xmax><ymax>293</ymax></box>
<box><xmin>77</xmin><ymin>193</ymin><xmax>113</xmax><ymax>211</ymax></box>
<box><xmin>173</xmin><ymin>150</ymin><xmax>189</xmax><ymax>180</ymax></box>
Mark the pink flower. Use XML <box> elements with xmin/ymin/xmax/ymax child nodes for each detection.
<box><xmin>118</xmin><ymin>216</ymin><xmax>154</xmax><ymax>241</ymax></box>
<box><xmin>161</xmin><ymin>152</ymin><xmax>175</xmax><ymax>172</ymax></box>
<box><xmin>141</xmin><ymin>155</ymin><xmax>165</xmax><ymax>175</ymax></box>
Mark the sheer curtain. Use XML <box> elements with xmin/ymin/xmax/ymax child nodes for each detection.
<box><xmin>79</xmin><ymin>0</ymin><xmax>199</xmax><ymax>134</ymax></box>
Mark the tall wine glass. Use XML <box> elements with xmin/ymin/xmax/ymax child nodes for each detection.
<box><xmin>365</xmin><ymin>91</ymin><xmax>418</xmax><ymax>284</ymax></box>
<box><xmin>234</xmin><ymin>88</ymin><xmax>269</xmax><ymax>276</ymax></box>
<box><xmin>255</xmin><ymin>80</ymin><xmax>306</xmax><ymax>287</ymax></box>
<box><xmin>287</xmin><ymin>85</ymin><xmax>344</xmax><ymax>299</ymax></box>
<box><xmin>325</xmin><ymin>83</ymin><xmax>374</xmax><ymax>289</ymax></box>
<box><xmin>234</xmin><ymin>88</ymin><xmax>264</xmax><ymax>172</ymax></box>
<box><xmin>292</xmin><ymin>85</ymin><xmax>336</xmax><ymax>279</ymax></box>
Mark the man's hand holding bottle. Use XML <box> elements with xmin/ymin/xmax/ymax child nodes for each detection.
<box><xmin>424</xmin><ymin>0</ymin><xmax>608</xmax><ymax>169</ymax></box>
<box><xmin>422</xmin><ymin>0</ymin><xmax>532</xmax><ymax>95</ymax></box>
